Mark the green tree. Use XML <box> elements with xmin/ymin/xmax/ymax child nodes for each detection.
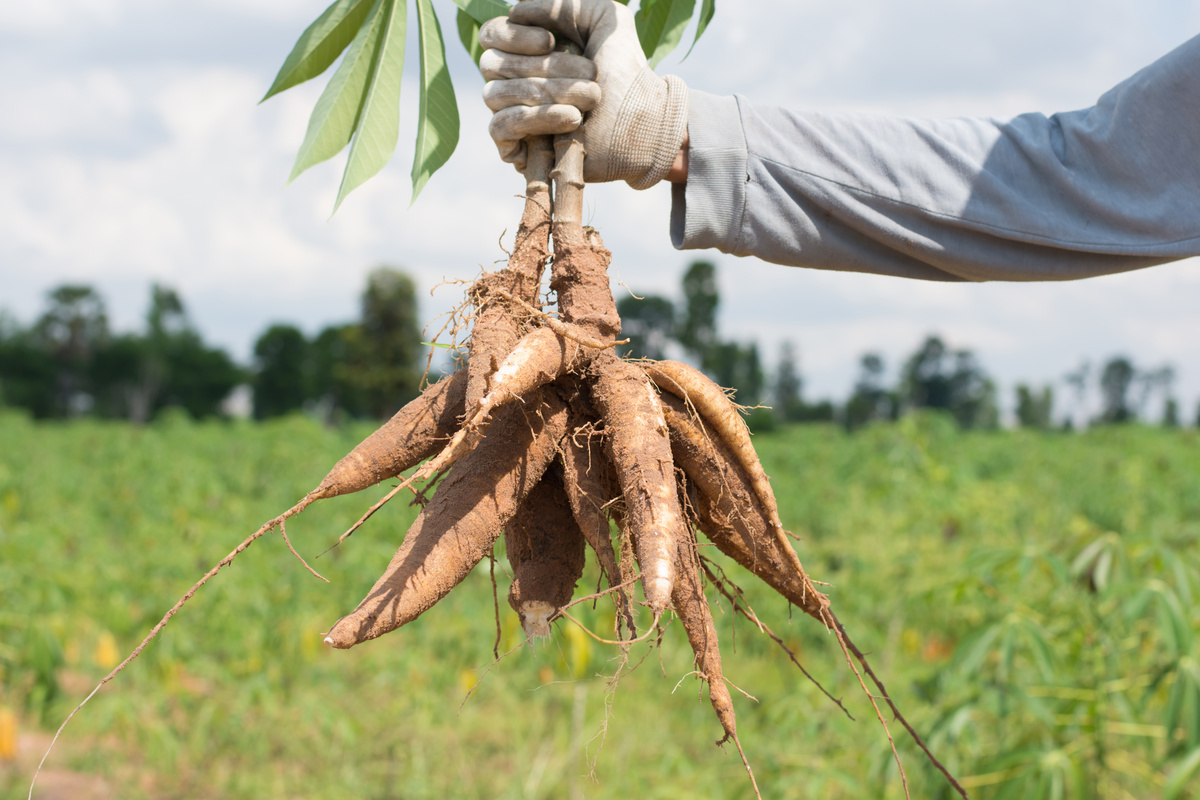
<box><xmin>1137</xmin><ymin>364</ymin><xmax>1175</xmax><ymax>421</ymax></box>
<box><xmin>1096</xmin><ymin>356</ymin><xmax>1136</xmax><ymax>424</ymax></box>
<box><xmin>768</xmin><ymin>341</ymin><xmax>834</xmax><ymax>424</ymax></box>
<box><xmin>843</xmin><ymin>353</ymin><xmax>895</xmax><ymax>431</ymax></box>
<box><xmin>147</xmin><ymin>284</ymin><xmax>187</xmax><ymax>339</ymax></box>
<box><xmin>678</xmin><ymin>260</ymin><xmax>719</xmax><ymax>363</ymax></box>
<box><xmin>132</xmin><ymin>285</ymin><xmax>187</xmax><ymax>421</ymax></box>
<box><xmin>90</xmin><ymin>284</ymin><xmax>242</xmax><ymax>421</ymax></box>
<box><xmin>773</xmin><ymin>341</ymin><xmax>804</xmax><ymax>422</ymax></box>
<box><xmin>33</xmin><ymin>285</ymin><xmax>109</xmax><ymax>363</ymax></box>
<box><xmin>32</xmin><ymin>285</ymin><xmax>110</xmax><ymax>415</ymax></box>
<box><xmin>90</xmin><ymin>333</ymin><xmax>150</xmax><ymax>420</ymax></box>
<box><xmin>157</xmin><ymin>334</ymin><xmax>243</xmax><ymax>418</ymax></box>
<box><xmin>1163</xmin><ymin>397</ymin><xmax>1180</xmax><ymax>428</ymax></box>
<box><xmin>253</xmin><ymin>324</ymin><xmax>312</xmax><ymax>419</ymax></box>
<box><xmin>616</xmin><ymin>294</ymin><xmax>674</xmax><ymax>360</ymax></box>
<box><xmin>0</xmin><ymin>313</ymin><xmax>57</xmax><ymax>417</ymax></box>
<box><xmin>311</xmin><ymin>323</ymin><xmax>364</xmax><ymax>421</ymax></box>
<box><xmin>1063</xmin><ymin>360</ymin><xmax>1092</xmax><ymax>430</ymax></box>
<box><xmin>1015</xmin><ymin>384</ymin><xmax>1054</xmax><ymax>429</ymax></box>
<box><xmin>708</xmin><ymin>340</ymin><xmax>763</xmax><ymax>406</ymax></box>
<box><xmin>900</xmin><ymin>335</ymin><xmax>997</xmax><ymax>429</ymax></box>
<box><xmin>333</xmin><ymin>267</ymin><xmax>424</xmax><ymax>419</ymax></box>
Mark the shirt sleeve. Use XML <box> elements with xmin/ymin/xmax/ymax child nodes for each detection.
<box><xmin>670</xmin><ymin>34</ymin><xmax>1200</xmax><ymax>282</ymax></box>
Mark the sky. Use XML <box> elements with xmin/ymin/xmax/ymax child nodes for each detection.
<box><xmin>2</xmin><ymin>0</ymin><xmax>1198</xmax><ymax>423</ymax></box>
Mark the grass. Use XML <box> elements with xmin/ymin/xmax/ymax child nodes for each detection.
<box><xmin>2</xmin><ymin>408</ymin><xmax>1200</xmax><ymax>798</ymax></box>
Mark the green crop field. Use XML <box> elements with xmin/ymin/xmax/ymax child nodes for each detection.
<box><xmin>3</xmin><ymin>409</ymin><xmax>1200</xmax><ymax>798</ymax></box>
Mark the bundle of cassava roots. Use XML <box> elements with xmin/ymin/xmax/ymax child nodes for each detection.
<box><xmin>41</xmin><ymin>135</ymin><xmax>968</xmax><ymax>800</ymax></box>
<box><xmin>310</xmin><ymin>135</ymin><xmax>842</xmax><ymax>782</ymax></box>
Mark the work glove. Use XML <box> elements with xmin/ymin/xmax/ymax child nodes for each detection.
<box><xmin>479</xmin><ymin>0</ymin><xmax>689</xmax><ymax>189</ymax></box>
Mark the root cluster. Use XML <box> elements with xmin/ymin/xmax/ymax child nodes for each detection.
<box><xmin>36</xmin><ymin>136</ymin><xmax>967</xmax><ymax>800</ymax></box>
<box><xmin>310</xmin><ymin>136</ymin><xmax>844</xmax><ymax>791</ymax></box>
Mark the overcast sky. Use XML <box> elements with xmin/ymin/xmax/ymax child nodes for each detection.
<box><xmin>2</xmin><ymin>0</ymin><xmax>1198</xmax><ymax>422</ymax></box>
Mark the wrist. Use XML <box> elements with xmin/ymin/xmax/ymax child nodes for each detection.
<box><xmin>620</xmin><ymin>72</ymin><xmax>689</xmax><ymax>189</ymax></box>
<box><xmin>667</xmin><ymin>131</ymin><xmax>689</xmax><ymax>183</ymax></box>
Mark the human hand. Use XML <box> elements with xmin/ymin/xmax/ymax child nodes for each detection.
<box><xmin>479</xmin><ymin>0</ymin><xmax>689</xmax><ymax>189</ymax></box>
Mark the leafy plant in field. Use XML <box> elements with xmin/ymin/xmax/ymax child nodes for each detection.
<box><xmin>920</xmin><ymin>511</ymin><xmax>1200</xmax><ymax>798</ymax></box>
<box><xmin>263</xmin><ymin>0</ymin><xmax>716</xmax><ymax>210</ymax></box>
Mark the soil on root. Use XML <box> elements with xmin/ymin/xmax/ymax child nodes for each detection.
<box><xmin>465</xmin><ymin>137</ymin><xmax>553</xmax><ymax>409</ymax></box>
<box><xmin>660</xmin><ymin>391</ymin><xmax>825</xmax><ymax>619</ymax></box>
<box><xmin>505</xmin><ymin>469</ymin><xmax>586</xmax><ymax>639</ymax></box>
<box><xmin>588</xmin><ymin>351</ymin><xmax>682</xmax><ymax>616</ymax></box>
<box><xmin>324</xmin><ymin>388</ymin><xmax>569</xmax><ymax>648</ymax></box>
<box><xmin>310</xmin><ymin>368</ymin><xmax>467</xmax><ymax>501</ymax></box>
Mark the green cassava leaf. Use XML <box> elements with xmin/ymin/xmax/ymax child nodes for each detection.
<box><xmin>1165</xmin><ymin>746</ymin><xmax>1200</xmax><ymax>799</ymax></box>
<box><xmin>332</xmin><ymin>0</ymin><xmax>408</xmax><ymax>213</ymax></box>
<box><xmin>262</xmin><ymin>0</ymin><xmax>376</xmax><ymax>102</ymax></box>
<box><xmin>277</xmin><ymin>0</ymin><xmax>717</xmax><ymax>205</ymax></box>
<box><xmin>1094</xmin><ymin>548</ymin><xmax>1113</xmax><ymax>592</ymax></box>
<box><xmin>1019</xmin><ymin>618</ymin><xmax>1057</xmax><ymax>681</ymax></box>
<box><xmin>411</xmin><ymin>0</ymin><xmax>460</xmax><ymax>203</ymax></box>
<box><xmin>1063</xmin><ymin>758</ymin><xmax>1087</xmax><ymax>800</ymax></box>
<box><xmin>1187</xmin><ymin>674</ymin><xmax>1200</xmax><ymax>748</ymax></box>
<box><xmin>954</xmin><ymin>620</ymin><xmax>1004</xmax><ymax>675</ymax></box>
<box><xmin>1164</xmin><ymin>588</ymin><xmax>1193</xmax><ymax>655</ymax></box>
<box><xmin>456</xmin><ymin>8</ymin><xmax>485</xmax><ymax>67</ymax></box>
<box><xmin>448</xmin><ymin>0</ymin><xmax>510</xmax><ymax>25</ymax></box>
<box><xmin>683</xmin><ymin>0</ymin><xmax>714</xmax><ymax>59</ymax></box>
<box><xmin>288</xmin><ymin>0</ymin><xmax>388</xmax><ymax>183</ymax></box>
<box><xmin>1167</xmin><ymin>673</ymin><xmax>1188</xmax><ymax>736</ymax></box>
<box><xmin>634</xmin><ymin>0</ymin><xmax>696</xmax><ymax>67</ymax></box>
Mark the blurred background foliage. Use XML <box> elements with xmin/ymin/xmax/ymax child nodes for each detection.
<box><xmin>6</xmin><ymin>259</ymin><xmax>1188</xmax><ymax>435</ymax></box>
<box><xmin>3</xmin><ymin>409</ymin><xmax>1200</xmax><ymax>798</ymax></box>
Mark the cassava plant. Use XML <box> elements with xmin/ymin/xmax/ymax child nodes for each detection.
<box><xmin>31</xmin><ymin>2</ymin><xmax>968</xmax><ymax>798</ymax></box>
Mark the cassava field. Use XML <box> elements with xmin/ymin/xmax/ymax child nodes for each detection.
<box><xmin>3</xmin><ymin>409</ymin><xmax>1200</xmax><ymax>798</ymax></box>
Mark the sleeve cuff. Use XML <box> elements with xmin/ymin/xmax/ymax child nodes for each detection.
<box><xmin>670</xmin><ymin>90</ymin><xmax>749</xmax><ymax>252</ymax></box>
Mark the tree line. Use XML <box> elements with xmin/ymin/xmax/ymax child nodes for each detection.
<box><xmin>619</xmin><ymin>261</ymin><xmax>1190</xmax><ymax>432</ymax></box>
<box><xmin>0</xmin><ymin>284</ymin><xmax>240</xmax><ymax>422</ymax></box>
<box><xmin>0</xmin><ymin>267</ymin><xmax>423</xmax><ymax>423</ymax></box>
<box><xmin>0</xmin><ymin>260</ymin><xmax>1191</xmax><ymax>429</ymax></box>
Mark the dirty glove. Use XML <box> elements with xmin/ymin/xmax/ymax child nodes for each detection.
<box><xmin>479</xmin><ymin>0</ymin><xmax>689</xmax><ymax>189</ymax></box>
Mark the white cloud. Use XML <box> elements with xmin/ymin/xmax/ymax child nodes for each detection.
<box><xmin>0</xmin><ymin>69</ymin><xmax>136</xmax><ymax>144</ymax></box>
<box><xmin>0</xmin><ymin>0</ymin><xmax>120</xmax><ymax>34</ymax></box>
<box><xmin>199</xmin><ymin>0</ymin><xmax>334</xmax><ymax>23</ymax></box>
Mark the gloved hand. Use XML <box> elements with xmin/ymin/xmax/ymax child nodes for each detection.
<box><xmin>479</xmin><ymin>0</ymin><xmax>689</xmax><ymax>189</ymax></box>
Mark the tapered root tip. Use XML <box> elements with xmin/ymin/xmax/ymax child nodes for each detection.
<box><xmin>322</xmin><ymin>622</ymin><xmax>360</xmax><ymax>649</ymax></box>
<box><xmin>709</xmin><ymin>681</ymin><xmax>739</xmax><ymax>742</ymax></box>
<box><xmin>643</xmin><ymin>568</ymin><xmax>675</xmax><ymax>615</ymax></box>
<box><xmin>518</xmin><ymin>601</ymin><xmax>555</xmax><ymax>640</ymax></box>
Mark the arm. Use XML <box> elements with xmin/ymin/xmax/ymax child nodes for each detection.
<box><xmin>674</xmin><ymin>34</ymin><xmax>1200</xmax><ymax>281</ymax></box>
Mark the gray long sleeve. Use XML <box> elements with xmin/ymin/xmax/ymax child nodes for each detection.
<box><xmin>671</xmin><ymin>34</ymin><xmax>1200</xmax><ymax>282</ymax></box>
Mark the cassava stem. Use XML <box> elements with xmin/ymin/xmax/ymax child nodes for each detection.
<box><xmin>465</xmin><ymin>136</ymin><xmax>554</xmax><ymax>408</ymax></box>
